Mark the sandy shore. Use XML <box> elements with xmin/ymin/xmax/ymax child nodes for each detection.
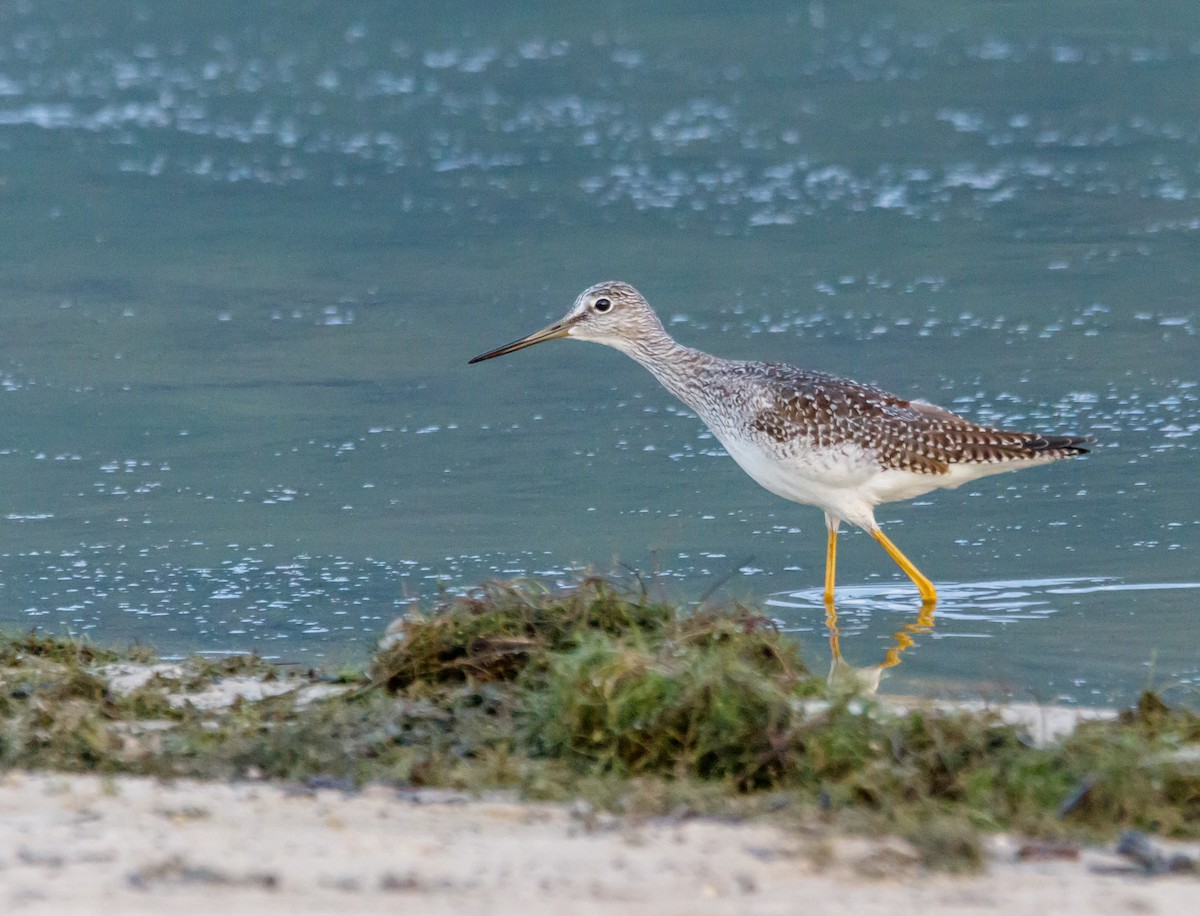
<box><xmin>1</xmin><ymin>771</ymin><xmax>1195</xmax><ymax>916</ymax></box>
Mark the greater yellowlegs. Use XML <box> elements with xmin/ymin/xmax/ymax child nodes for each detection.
<box><xmin>469</xmin><ymin>281</ymin><xmax>1092</xmax><ymax>605</ymax></box>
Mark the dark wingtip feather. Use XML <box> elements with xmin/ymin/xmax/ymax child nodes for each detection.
<box><xmin>1025</xmin><ymin>434</ymin><xmax>1095</xmax><ymax>456</ymax></box>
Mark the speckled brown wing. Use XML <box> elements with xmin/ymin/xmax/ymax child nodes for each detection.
<box><xmin>748</xmin><ymin>367</ymin><xmax>1092</xmax><ymax>474</ymax></box>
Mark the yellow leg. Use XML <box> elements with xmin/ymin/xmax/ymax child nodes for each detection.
<box><xmin>870</xmin><ymin>528</ymin><xmax>938</xmax><ymax>604</ymax></box>
<box><xmin>823</xmin><ymin>527</ymin><xmax>838</xmax><ymax>607</ymax></box>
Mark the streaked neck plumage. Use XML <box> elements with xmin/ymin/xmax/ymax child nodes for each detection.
<box><xmin>598</xmin><ymin>320</ymin><xmax>724</xmax><ymax>413</ymax></box>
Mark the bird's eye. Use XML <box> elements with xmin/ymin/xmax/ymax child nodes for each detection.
<box><xmin>593</xmin><ymin>297</ymin><xmax>612</xmax><ymax>313</ymax></box>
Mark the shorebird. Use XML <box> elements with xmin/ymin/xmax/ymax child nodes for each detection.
<box><xmin>469</xmin><ymin>281</ymin><xmax>1092</xmax><ymax>605</ymax></box>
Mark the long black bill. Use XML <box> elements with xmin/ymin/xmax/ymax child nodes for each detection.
<box><xmin>468</xmin><ymin>319</ymin><xmax>570</xmax><ymax>364</ymax></box>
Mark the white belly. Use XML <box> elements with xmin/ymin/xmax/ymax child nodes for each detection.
<box><xmin>718</xmin><ymin>435</ymin><xmax>880</xmax><ymax>526</ymax></box>
<box><xmin>715</xmin><ymin>433</ymin><xmax>1031</xmax><ymax>530</ymax></box>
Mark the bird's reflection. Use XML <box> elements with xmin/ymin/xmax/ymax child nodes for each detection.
<box><xmin>823</xmin><ymin>601</ymin><xmax>935</xmax><ymax>694</ymax></box>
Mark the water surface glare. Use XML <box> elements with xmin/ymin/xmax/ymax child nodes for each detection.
<box><xmin>1</xmin><ymin>2</ymin><xmax>1197</xmax><ymax>704</ymax></box>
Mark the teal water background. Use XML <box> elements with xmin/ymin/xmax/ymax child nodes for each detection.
<box><xmin>1</xmin><ymin>2</ymin><xmax>1197</xmax><ymax>703</ymax></box>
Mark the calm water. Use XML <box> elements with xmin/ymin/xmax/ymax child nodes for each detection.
<box><xmin>1</xmin><ymin>2</ymin><xmax>1197</xmax><ymax>704</ymax></box>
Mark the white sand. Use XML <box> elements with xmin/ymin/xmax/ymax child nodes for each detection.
<box><xmin>1</xmin><ymin>770</ymin><xmax>1196</xmax><ymax>916</ymax></box>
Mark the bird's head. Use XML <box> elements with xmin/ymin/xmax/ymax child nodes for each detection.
<box><xmin>469</xmin><ymin>281</ymin><xmax>665</xmax><ymax>363</ymax></box>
